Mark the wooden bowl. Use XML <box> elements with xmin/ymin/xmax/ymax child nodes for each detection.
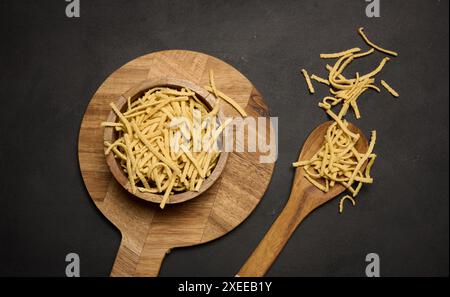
<box><xmin>103</xmin><ymin>77</ymin><xmax>229</xmax><ymax>205</ymax></box>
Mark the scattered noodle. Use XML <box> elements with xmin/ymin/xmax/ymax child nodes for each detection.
<box><xmin>339</xmin><ymin>195</ymin><xmax>356</xmax><ymax>213</ymax></box>
<box><xmin>301</xmin><ymin>69</ymin><xmax>315</xmax><ymax>94</ymax></box>
<box><xmin>209</xmin><ymin>69</ymin><xmax>219</xmax><ymax>99</ymax></box>
<box><xmin>311</xmin><ymin>74</ymin><xmax>330</xmax><ymax>86</ymax></box>
<box><xmin>320</xmin><ymin>48</ymin><xmax>361</xmax><ymax>59</ymax></box>
<box><xmin>309</xmin><ymin>53</ymin><xmax>393</xmax><ymax>120</ymax></box>
<box><xmin>353</xmin><ymin>48</ymin><xmax>375</xmax><ymax>59</ymax></box>
<box><xmin>204</xmin><ymin>70</ymin><xmax>247</xmax><ymax>117</ymax></box>
<box><xmin>296</xmin><ymin>27</ymin><xmax>399</xmax><ymax>213</ymax></box>
<box><xmin>381</xmin><ymin>80</ymin><xmax>399</xmax><ymax>97</ymax></box>
<box><xmin>360</xmin><ymin>57</ymin><xmax>390</xmax><ymax>80</ymax></box>
<box><xmin>358</xmin><ymin>27</ymin><xmax>398</xmax><ymax>57</ymax></box>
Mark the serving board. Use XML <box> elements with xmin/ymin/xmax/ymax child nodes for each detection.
<box><xmin>78</xmin><ymin>50</ymin><xmax>275</xmax><ymax>276</ymax></box>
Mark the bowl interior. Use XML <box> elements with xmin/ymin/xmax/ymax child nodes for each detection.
<box><xmin>103</xmin><ymin>77</ymin><xmax>229</xmax><ymax>205</ymax></box>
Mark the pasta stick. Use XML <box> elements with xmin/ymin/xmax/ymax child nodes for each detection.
<box><xmin>320</xmin><ymin>47</ymin><xmax>361</xmax><ymax>59</ymax></box>
<box><xmin>339</xmin><ymin>195</ymin><xmax>356</xmax><ymax>213</ymax></box>
<box><xmin>204</xmin><ymin>86</ymin><xmax>247</xmax><ymax>117</ymax></box>
<box><xmin>381</xmin><ymin>80</ymin><xmax>399</xmax><ymax>97</ymax></box>
<box><xmin>301</xmin><ymin>69</ymin><xmax>315</xmax><ymax>94</ymax></box>
<box><xmin>160</xmin><ymin>175</ymin><xmax>176</xmax><ymax>209</ymax></box>
<box><xmin>358</xmin><ymin>27</ymin><xmax>398</xmax><ymax>57</ymax></box>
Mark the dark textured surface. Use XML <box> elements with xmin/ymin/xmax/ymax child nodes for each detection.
<box><xmin>0</xmin><ymin>0</ymin><xmax>448</xmax><ymax>277</ymax></box>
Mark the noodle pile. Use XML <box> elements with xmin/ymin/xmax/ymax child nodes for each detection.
<box><xmin>101</xmin><ymin>70</ymin><xmax>246</xmax><ymax>209</ymax></box>
<box><xmin>102</xmin><ymin>87</ymin><xmax>229</xmax><ymax>208</ymax></box>
<box><xmin>296</xmin><ymin>27</ymin><xmax>399</xmax><ymax>212</ymax></box>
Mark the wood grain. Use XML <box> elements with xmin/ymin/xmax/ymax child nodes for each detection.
<box><xmin>237</xmin><ymin>121</ymin><xmax>368</xmax><ymax>277</ymax></box>
<box><xmin>78</xmin><ymin>50</ymin><xmax>275</xmax><ymax>276</ymax></box>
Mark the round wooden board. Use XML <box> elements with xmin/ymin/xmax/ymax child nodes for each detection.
<box><xmin>78</xmin><ymin>50</ymin><xmax>275</xmax><ymax>276</ymax></box>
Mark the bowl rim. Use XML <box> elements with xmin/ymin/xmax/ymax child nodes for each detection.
<box><xmin>103</xmin><ymin>77</ymin><xmax>229</xmax><ymax>205</ymax></box>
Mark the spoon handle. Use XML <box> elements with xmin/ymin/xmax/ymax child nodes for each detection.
<box><xmin>236</xmin><ymin>183</ymin><xmax>315</xmax><ymax>277</ymax></box>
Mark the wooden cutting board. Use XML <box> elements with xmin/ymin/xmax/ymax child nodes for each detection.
<box><xmin>78</xmin><ymin>50</ymin><xmax>275</xmax><ymax>276</ymax></box>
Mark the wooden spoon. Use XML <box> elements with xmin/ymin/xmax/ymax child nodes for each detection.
<box><xmin>237</xmin><ymin>121</ymin><xmax>369</xmax><ymax>277</ymax></box>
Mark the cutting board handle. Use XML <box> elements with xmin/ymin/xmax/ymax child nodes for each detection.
<box><xmin>110</xmin><ymin>235</ymin><xmax>169</xmax><ymax>277</ymax></box>
<box><xmin>237</xmin><ymin>178</ymin><xmax>318</xmax><ymax>277</ymax></box>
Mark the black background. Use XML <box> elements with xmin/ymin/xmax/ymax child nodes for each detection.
<box><xmin>0</xmin><ymin>0</ymin><xmax>448</xmax><ymax>277</ymax></box>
